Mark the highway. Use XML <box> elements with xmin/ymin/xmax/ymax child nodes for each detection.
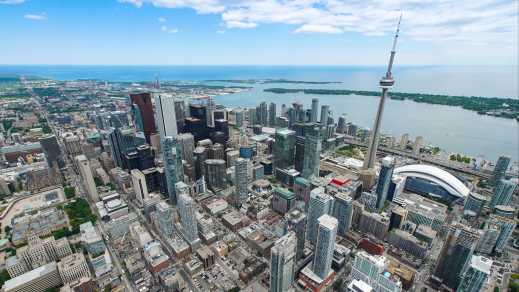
<box><xmin>338</xmin><ymin>137</ymin><xmax>494</xmax><ymax>179</ymax></box>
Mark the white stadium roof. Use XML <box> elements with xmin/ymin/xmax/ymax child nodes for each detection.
<box><xmin>394</xmin><ymin>164</ymin><xmax>470</xmax><ymax>198</ymax></box>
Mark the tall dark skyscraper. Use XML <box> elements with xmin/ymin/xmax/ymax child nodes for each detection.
<box><xmin>273</xmin><ymin>128</ymin><xmax>296</xmax><ymax>171</ymax></box>
<box><xmin>130</xmin><ymin>93</ymin><xmax>156</xmax><ymax>143</ymax></box>
<box><xmin>434</xmin><ymin>223</ymin><xmax>480</xmax><ymax>290</ymax></box>
<box><xmin>375</xmin><ymin>156</ymin><xmax>395</xmax><ymax>210</ymax></box>
<box><xmin>39</xmin><ymin>135</ymin><xmax>65</xmax><ymax>169</ymax></box>
<box><xmin>301</xmin><ymin>126</ymin><xmax>321</xmax><ymax>179</ymax></box>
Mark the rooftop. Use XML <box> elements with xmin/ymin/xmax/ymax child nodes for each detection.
<box><xmin>3</xmin><ymin>262</ymin><xmax>58</xmax><ymax>291</ymax></box>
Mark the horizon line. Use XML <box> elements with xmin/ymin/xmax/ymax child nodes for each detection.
<box><xmin>0</xmin><ymin>64</ymin><xmax>516</xmax><ymax>67</ymax></box>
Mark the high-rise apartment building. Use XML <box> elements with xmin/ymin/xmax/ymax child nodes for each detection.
<box><xmin>351</xmin><ymin>251</ymin><xmax>402</xmax><ymax>292</ymax></box>
<box><xmin>163</xmin><ymin>136</ymin><xmax>184</xmax><ymax>204</ymax></box>
<box><xmin>203</xmin><ymin>159</ymin><xmax>226</xmax><ymax>191</ymax></box>
<box><xmin>234</xmin><ymin>158</ymin><xmax>249</xmax><ymax>208</ymax></box>
<box><xmin>306</xmin><ymin>188</ymin><xmax>333</xmax><ymax>245</ymax></box>
<box><xmin>320</xmin><ymin>105</ymin><xmax>329</xmax><ymax>125</ymax></box>
<box><xmin>490</xmin><ymin>156</ymin><xmax>511</xmax><ymax>186</ymax></box>
<box><xmin>332</xmin><ymin>192</ymin><xmax>353</xmax><ymax>237</ymax></box>
<box><xmin>312</xmin><ymin>214</ymin><xmax>338</xmax><ymax>280</ymax></box>
<box><xmin>270</xmin><ymin>231</ymin><xmax>297</xmax><ymax>292</ymax></box>
<box><xmin>311</xmin><ymin>98</ymin><xmax>319</xmax><ymax>123</ymax></box>
<box><xmin>285</xmin><ymin>208</ymin><xmax>307</xmax><ymax>261</ymax></box>
<box><xmin>457</xmin><ymin>256</ymin><xmax>492</xmax><ymax>292</ymax></box>
<box><xmin>269</xmin><ymin>102</ymin><xmax>277</xmax><ymax>127</ymax></box>
<box><xmin>178</xmin><ymin>193</ymin><xmax>199</xmax><ymax>244</ymax></box>
<box><xmin>490</xmin><ymin>179</ymin><xmax>516</xmax><ymax>209</ymax></box>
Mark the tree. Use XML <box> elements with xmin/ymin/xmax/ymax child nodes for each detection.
<box><xmin>0</xmin><ymin>269</ymin><xmax>10</xmax><ymax>287</ymax></box>
<box><xmin>333</xmin><ymin>278</ymin><xmax>344</xmax><ymax>291</ymax></box>
<box><xmin>63</xmin><ymin>186</ymin><xmax>76</xmax><ymax>199</ymax></box>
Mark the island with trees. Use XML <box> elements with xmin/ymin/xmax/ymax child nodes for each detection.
<box><xmin>264</xmin><ymin>88</ymin><xmax>519</xmax><ymax>120</ymax></box>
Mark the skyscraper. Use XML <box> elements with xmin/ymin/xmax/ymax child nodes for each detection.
<box><xmin>206</xmin><ymin>96</ymin><xmax>215</xmax><ymax>128</ymax></box>
<box><xmin>178</xmin><ymin>133</ymin><xmax>195</xmax><ymax>164</ymax></box>
<box><xmin>320</xmin><ymin>105</ymin><xmax>329</xmax><ymax>125</ymax></box>
<box><xmin>259</xmin><ymin>101</ymin><xmax>268</xmax><ymax>126</ymax></box>
<box><xmin>351</xmin><ymin>251</ymin><xmax>402</xmax><ymax>292</ymax></box>
<box><xmin>490</xmin><ymin>155</ymin><xmax>511</xmax><ymax>186</ymax></box>
<box><xmin>203</xmin><ymin>159</ymin><xmax>226</xmax><ymax>191</ymax></box>
<box><xmin>234</xmin><ymin>158</ymin><xmax>248</xmax><ymax>208</ymax></box>
<box><xmin>154</xmin><ymin>94</ymin><xmax>178</xmax><ymax>138</ymax></box>
<box><xmin>39</xmin><ymin>135</ymin><xmax>65</xmax><ymax>169</ymax></box>
<box><xmin>311</xmin><ymin>98</ymin><xmax>319</xmax><ymax>123</ymax></box>
<box><xmin>337</xmin><ymin>115</ymin><xmax>346</xmax><ymax>133</ymax></box>
<box><xmin>76</xmin><ymin>155</ymin><xmax>99</xmax><ymax>202</ymax></box>
<box><xmin>363</xmin><ymin>16</ymin><xmax>401</xmax><ymax>171</ymax></box>
<box><xmin>163</xmin><ymin>136</ymin><xmax>184</xmax><ymax>204</ymax></box>
<box><xmin>306</xmin><ymin>188</ymin><xmax>334</xmax><ymax>245</ymax></box>
<box><xmin>273</xmin><ymin>129</ymin><xmax>296</xmax><ymax>171</ymax></box>
<box><xmin>457</xmin><ymin>256</ymin><xmax>492</xmax><ymax>292</ymax></box>
<box><xmin>269</xmin><ymin>102</ymin><xmax>277</xmax><ymax>127</ymax></box>
<box><xmin>294</xmin><ymin>177</ymin><xmax>312</xmax><ymax>210</ymax></box>
<box><xmin>270</xmin><ymin>231</ymin><xmax>297</xmax><ymax>292</ymax></box>
<box><xmin>154</xmin><ymin>201</ymin><xmax>174</xmax><ymax>236</ymax></box>
<box><xmin>294</xmin><ymin>136</ymin><xmax>305</xmax><ymax>172</ymax></box>
<box><xmin>490</xmin><ymin>214</ymin><xmax>516</xmax><ymax>253</ymax></box>
<box><xmin>131</xmin><ymin>169</ymin><xmax>149</xmax><ymax>206</ymax></box>
<box><xmin>434</xmin><ymin>223</ymin><xmax>480</xmax><ymax>289</ymax></box>
<box><xmin>375</xmin><ymin>156</ymin><xmax>395</xmax><ymax>210</ymax></box>
<box><xmin>490</xmin><ymin>179</ymin><xmax>516</xmax><ymax>209</ymax></box>
<box><xmin>301</xmin><ymin>126</ymin><xmax>321</xmax><ymax>179</ymax></box>
<box><xmin>178</xmin><ymin>193</ymin><xmax>199</xmax><ymax>244</ymax></box>
<box><xmin>130</xmin><ymin>93</ymin><xmax>156</xmax><ymax>143</ymax></box>
<box><xmin>312</xmin><ymin>214</ymin><xmax>337</xmax><ymax>280</ymax></box>
<box><xmin>332</xmin><ymin>192</ymin><xmax>353</xmax><ymax>237</ymax></box>
<box><xmin>285</xmin><ymin>208</ymin><xmax>307</xmax><ymax>261</ymax></box>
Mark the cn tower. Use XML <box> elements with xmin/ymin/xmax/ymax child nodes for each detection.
<box><xmin>363</xmin><ymin>14</ymin><xmax>402</xmax><ymax>171</ymax></box>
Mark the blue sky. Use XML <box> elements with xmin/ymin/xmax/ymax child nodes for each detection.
<box><xmin>1</xmin><ymin>0</ymin><xmax>517</xmax><ymax>65</ymax></box>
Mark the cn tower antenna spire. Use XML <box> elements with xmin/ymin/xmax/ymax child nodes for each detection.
<box><xmin>362</xmin><ymin>13</ymin><xmax>403</xmax><ymax>174</ymax></box>
<box><xmin>386</xmin><ymin>12</ymin><xmax>402</xmax><ymax>78</ymax></box>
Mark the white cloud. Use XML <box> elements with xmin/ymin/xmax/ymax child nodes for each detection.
<box><xmin>216</xmin><ymin>30</ymin><xmax>225</xmax><ymax>34</ymax></box>
<box><xmin>294</xmin><ymin>24</ymin><xmax>343</xmax><ymax>34</ymax></box>
<box><xmin>24</xmin><ymin>13</ymin><xmax>47</xmax><ymax>20</ymax></box>
<box><xmin>225</xmin><ymin>20</ymin><xmax>257</xmax><ymax>28</ymax></box>
<box><xmin>0</xmin><ymin>0</ymin><xmax>26</xmax><ymax>4</ymax></box>
<box><xmin>119</xmin><ymin>0</ymin><xmax>518</xmax><ymax>46</ymax></box>
<box><xmin>118</xmin><ymin>0</ymin><xmax>224</xmax><ymax>14</ymax></box>
<box><xmin>161</xmin><ymin>25</ymin><xmax>179</xmax><ymax>33</ymax></box>
<box><xmin>158</xmin><ymin>16</ymin><xmax>167</xmax><ymax>22</ymax></box>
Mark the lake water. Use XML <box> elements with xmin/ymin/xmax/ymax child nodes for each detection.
<box><xmin>0</xmin><ymin>65</ymin><xmax>517</xmax><ymax>162</ymax></box>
